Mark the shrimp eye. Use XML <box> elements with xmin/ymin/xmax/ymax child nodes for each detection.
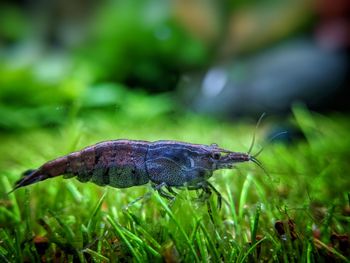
<box><xmin>212</xmin><ymin>152</ymin><xmax>221</xmax><ymax>160</ymax></box>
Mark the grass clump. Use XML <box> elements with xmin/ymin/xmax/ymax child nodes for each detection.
<box><xmin>0</xmin><ymin>108</ymin><xmax>349</xmax><ymax>262</ymax></box>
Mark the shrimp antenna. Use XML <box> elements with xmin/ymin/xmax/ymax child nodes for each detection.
<box><xmin>250</xmin><ymin>156</ymin><xmax>271</xmax><ymax>179</ymax></box>
<box><xmin>253</xmin><ymin>131</ymin><xmax>288</xmax><ymax>158</ymax></box>
<box><xmin>247</xmin><ymin>112</ymin><xmax>266</xmax><ymax>155</ymax></box>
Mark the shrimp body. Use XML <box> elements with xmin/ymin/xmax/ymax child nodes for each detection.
<box><xmin>13</xmin><ymin>139</ymin><xmax>255</xmax><ymax>195</ymax></box>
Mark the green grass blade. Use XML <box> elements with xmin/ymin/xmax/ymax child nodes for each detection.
<box><xmin>239</xmin><ymin>173</ymin><xmax>253</xmax><ymax>219</ymax></box>
<box><xmin>314</xmin><ymin>238</ymin><xmax>349</xmax><ymax>262</ymax></box>
<box><xmin>2</xmin><ymin>175</ymin><xmax>21</xmax><ymax>223</ymax></box>
<box><xmin>66</xmin><ymin>181</ymin><xmax>83</xmax><ymax>203</ymax></box>
<box><xmin>250</xmin><ymin>203</ymin><xmax>261</xmax><ymax>246</ymax></box>
<box><xmin>0</xmin><ymin>207</ymin><xmax>19</xmax><ymax>222</ymax></box>
<box><xmin>136</xmin><ymin>226</ymin><xmax>162</xmax><ymax>251</ymax></box>
<box><xmin>0</xmin><ymin>248</ymin><xmax>11</xmax><ymax>263</ymax></box>
<box><xmin>24</xmin><ymin>189</ymin><xmax>33</xmax><ymax>241</ymax></box>
<box><xmin>195</xmin><ymin>229</ymin><xmax>208</xmax><ymax>261</ymax></box>
<box><xmin>306</xmin><ymin>241</ymin><xmax>313</xmax><ymax>263</ymax></box>
<box><xmin>0</xmin><ymin>229</ymin><xmax>17</xmax><ymax>262</ymax></box>
<box><xmin>199</xmin><ymin>221</ymin><xmax>221</xmax><ymax>262</ymax></box>
<box><xmin>14</xmin><ymin>229</ymin><xmax>23</xmax><ymax>263</ymax></box>
<box><xmin>97</xmin><ymin>222</ymin><xmax>105</xmax><ymax>258</ymax></box>
<box><xmin>226</xmin><ymin>185</ymin><xmax>239</xmax><ymax>235</ymax></box>
<box><xmin>122</xmin><ymin>225</ymin><xmax>161</xmax><ymax>258</ymax></box>
<box><xmin>239</xmin><ymin>237</ymin><xmax>266</xmax><ymax>263</ymax></box>
<box><xmin>106</xmin><ymin>215</ymin><xmax>143</xmax><ymax>263</ymax></box>
<box><xmin>87</xmin><ymin>191</ymin><xmax>107</xmax><ymax>233</ymax></box>
<box><xmin>83</xmin><ymin>248</ymin><xmax>110</xmax><ymax>262</ymax></box>
<box><xmin>49</xmin><ymin>210</ymin><xmax>75</xmax><ymax>241</ymax></box>
<box><xmin>154</xmin><ymin>193</ymin><xmax>200</xmax><ymax>262</ymax></box>
<box><xmin>190</xmin><ymin>217</ymin><xmax>201</xmax><ymax>242</ymax></box>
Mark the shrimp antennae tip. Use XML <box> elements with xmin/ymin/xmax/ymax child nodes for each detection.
<box><xmin>249</xmin><ymin>156</ymin><xmax>271</xmax><ymax>179</ymax></box>
<box><xmin>247</xmin><ymin>112</ymin><xmax>266</xmax><ymax>155</ymax></box>
<box><xmin>253</xmin><ymin>131</ymin><xmax>288</xmax><ymax>158</ymax></box>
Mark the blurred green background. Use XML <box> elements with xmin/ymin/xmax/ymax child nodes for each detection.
<box><xmin>1</xmin><ymin>0</ymin><xmax>349</xmax><ymax>129</ymax></box>
<box><xmin>1</xmin><ymin>0</ymin><xmax>349</xmax><ymax>130</ymax></box>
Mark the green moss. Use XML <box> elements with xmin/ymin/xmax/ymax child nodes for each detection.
<box><xmin>0</xmin><ymin>108</ymin><xmax>349</xmax><ymax>262</ymax></box>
